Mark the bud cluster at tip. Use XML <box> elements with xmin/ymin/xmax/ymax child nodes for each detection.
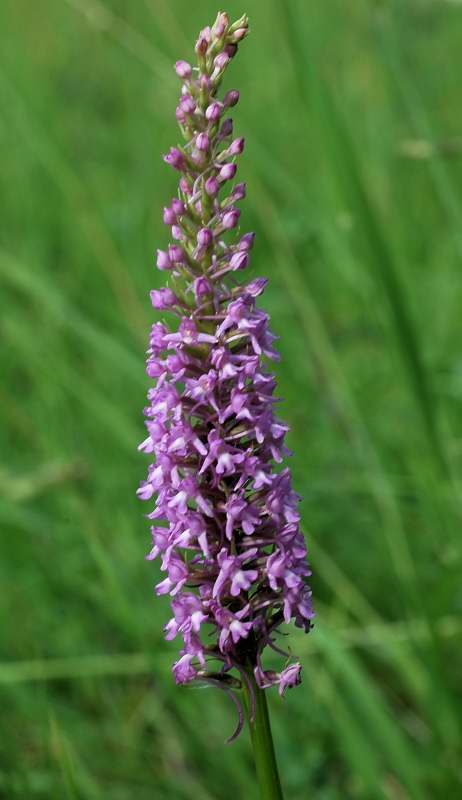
<box><xmin>138</xmin><ymin>11</ymin><xmax>313</xmax><ymax>741</ymax></box>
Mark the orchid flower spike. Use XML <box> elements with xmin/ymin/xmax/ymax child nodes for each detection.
<box><xmin>138</xmin><ymin>10</ymin><xmax>314</xmax><ymax>742</ymax></box>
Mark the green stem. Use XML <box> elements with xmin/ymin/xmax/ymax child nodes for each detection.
<box><xmin>243</xmin><ymin>669</ymin><xmax>284</xmax><ymax>800</ymax></box>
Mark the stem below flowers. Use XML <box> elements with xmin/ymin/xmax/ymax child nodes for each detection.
<box><xmin>243</xmin><ymin>668</ymin><xmax>284</xmax><ymax>800</ymax></box>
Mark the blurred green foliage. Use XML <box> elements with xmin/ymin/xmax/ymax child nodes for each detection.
<box><xmin>1</xmin><ymin>0</ymin><xmax>462</xmax><ymax>797</ymax></box>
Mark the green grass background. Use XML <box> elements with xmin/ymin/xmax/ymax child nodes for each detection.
<box><xmin>1</xmin><ymin>0</ymin><xmax>461</xmax><ymax>797</ymax></box>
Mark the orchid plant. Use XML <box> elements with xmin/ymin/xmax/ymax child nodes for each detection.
<box><xmin>138</xmin><ymin>12</ymin><xmax>314</xmax><ymax>798</ymax></box>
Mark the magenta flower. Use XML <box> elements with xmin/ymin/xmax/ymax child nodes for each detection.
<box><xmin>138</xmin><ymin>11</ymin><xmax>314</xmax><ymax>742</ymax></box>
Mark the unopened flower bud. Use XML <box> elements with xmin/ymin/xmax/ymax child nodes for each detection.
<box><xmin>219</xmin><ymin>118</ymin><xmax>234</xmax><ymax>138</ymax></box>
<box><xmin>224</xmin><ymin>43</ymin><xmax>238</xmax><ymax>58</ymax></box>
<box><xmin>219</xmin><ymin>162</ymin><xmax>237</xmax><ymax>180</ymax></box>
<box><xmin>156</xmin><ymin>249</ymin><xmax>172</xmax><ymax>270</ymax></box>
<box><xmin>196</xmin><ymin>133</ymin><xmax>209</xmax><ymax>151</ymax></box>
<box><xmin>245</xmin><ymin>277</ymin><xmax>267</xmax><ymax>297</ymax></box>
<box><xmin>174</xmin><ymin>60</ymin><xmax>192</xmax><ymax>78</ymax></box>
<box><xmin>200</xmin><ymin>74</ymin><xmax>212</xmax><ymax>92</ymax></box>
<box><xmin>229</xmin><ymin>137</ymin><xmax>245</xmax><ymax>155</ymax></box>
<box><xmin>171</xmin><ymin>198</ymin><xmax>185</xmax><ymax>215</ymax></box>
<box><xmin>195</xmin><ymin>26</ymin><xmax>211</xmax><ymax>55</ymax></box>
<box><xmin>171</xmin><ymin>225</ymin><xmax>183</xmax><ymax>240</ymax></box>
<box><xmin>206</xmin><ymin>102</ymin><xmax>223</xmax><ymax>121</ymax></box>
<box><xmin>212</xmin><ymin>11</ymin><xmax>229</xmax><ymax>38</ymax></box>
<box><xmin>229</xmin><ymin>251</ymin><xmax>249</xmax><ymax>270</ymax></box>
<box><xmin>150</xmin><ymin>287</ymin><xmax>178</xmax><ymax>308</ymax></box>
<box><xmin>197</xmin><ymin>227</ymin><xmax>213</xmax><ymax>247</ymax></box>
<box><xmin>224</xmin><ymin>89</ymin><xmax>240</xmax><ymax>107</ymax></box>
<box><xmin>168</xmin><ymin>244</ymin><xmax>184</xmax><ymax>262</ymax></box>
<box><xmin>163</xmin><ymin>206</ymin><xmax>176</xmax><ymax>225</ymax></box>
<box><xmin>228</xmin><ymin>13</ymin><xmax>249</xmax><ymax>35</ymax></box>
<box><xmin>146</xmin><ymin>360</ymin><xmax>163</xmax><ymax>379</ymax></box>
<box><xmin>191</xmin><ymin>148</ymin><xmax>205</xmax><ymax>166</ymax></box>
<box><xmin>163</xmin><ymin>147</ymin><xmax>185</xmax><ymax>171</ymax></box>
<box><xmin>205</xmin><ymin>176</ymin><xmax>220</xmax><ymax>195</ymax></box>
<box><xmin>166</xmin><ymin>353</ymin><xmax>186</xmax><ymax>374</ymax></box>
<box><xmin>193</xmin><ymin>276</ymin><xmax>212</xmax><ymax>300</ymax></box>
<box><xmin>232</xmin><ymin>182</ymin><xmax>246</xmax><ymax>200</ymax></box>
<box><xmin>179</xmin><ymin>178</ymin><xmax>191</xmax><ymax>195</ymax></box>
<box><xmin>239</xmin><ymin>231</ymin><xmax>256</xmax><ymax>250</ymax></box>
<box><xmin>222</xmin><ymin>208</ymin><xmax>241</xmax><ymax>229</ymax></box>
<box><xmin>229</xmin><ymin>27</ymin><xmax>247</xmax><ymax>43</ymax></box>
<box><xmin>214</xmin><ymin>52</ymin><xmax>230</xmax><ymax>71</ymax></box>
<box><xmin>179</xmin><ymin>94</ymin><xmax>196</xmax><ymax>114</ymax></box>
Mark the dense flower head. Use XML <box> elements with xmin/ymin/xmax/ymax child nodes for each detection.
<box><xmin>138</xmin><ymin>10</ymin><xmax>314</xmax><ymax>739</ymax></box>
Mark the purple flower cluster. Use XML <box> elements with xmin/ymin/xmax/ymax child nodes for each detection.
<box><xmin>138</xmin><ymin>11</ymin><xmax>313</xmax><ymax>736</ymax></box>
